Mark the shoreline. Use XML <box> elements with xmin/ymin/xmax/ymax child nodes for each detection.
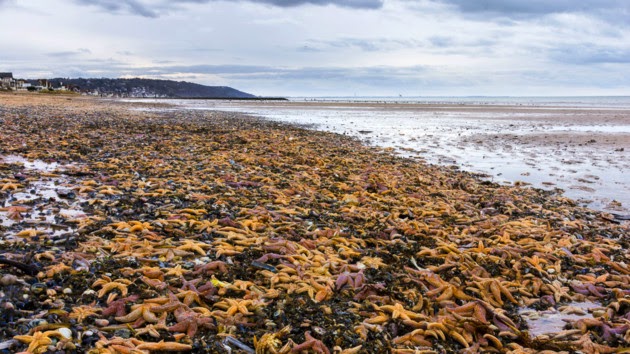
<box><xmin>0</xmin><ymin>94</ymin><xmax>629</xmax><ymax>353</ymax></box>
<box><xmin>145</xmin><ymin>98</ymin><xmax>630</xmax><ymax>214</ymax></box>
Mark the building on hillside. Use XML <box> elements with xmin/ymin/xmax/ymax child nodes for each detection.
<box><xmin>14</xmin><ymin>80</ymin><xmax>32</xmax><ymax>90</ymax></box>
<box><xmin>38</xmin><ymin>79</ymin><xmax>51</xmax><ymax>89</ymax></box>
<box><xmin>0</xmin><ymin>72</ymin><xmax>14</xmax><ymax>89</ymax></box>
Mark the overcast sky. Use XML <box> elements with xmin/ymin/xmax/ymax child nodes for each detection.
<box><xmin>1</xmin><ymin>0</ymin><xmax>629</xmax><ymax>96</ymax></box>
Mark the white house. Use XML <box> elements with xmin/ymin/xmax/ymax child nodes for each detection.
<box><xmin>0</xmin><ymin>72</ymin><xmax>13</xmax><ymax>89</ymax></box>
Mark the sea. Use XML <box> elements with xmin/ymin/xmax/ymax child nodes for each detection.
<box><xmin>125</xmin><ymin>96</ymin><xmax>630</xmax><ymax>214</ymax></box>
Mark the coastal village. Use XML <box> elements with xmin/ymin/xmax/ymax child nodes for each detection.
<box><xmin>0</xmin><ymin>72</ymin><xmax>255</xmax><ymax>98</ymax></box>
<box><xmin>1</xmin><ymin>72</ymin><xmax>78</xmax><ymax>93</ymax></box>
<box><xmin>1</xmin><ymin>72</ymin><xmax>156</xmax><ymax>97</ymax></box>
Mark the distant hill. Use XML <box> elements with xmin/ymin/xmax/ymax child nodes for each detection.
<box><xmin>39</xmin><ymin>78</ymin><xmax>256</xmax><ymax>98</ymax></box>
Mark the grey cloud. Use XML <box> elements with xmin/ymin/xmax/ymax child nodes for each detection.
<box><xmin>48</xmin><ymin>51</ymin><xmax>81</xmax><ymax>57</ymax></box>
<box><xmin>148</xmin><ymin>64</ymin><xmax>273</xmax><ymax>75</ymax></box>
<box><xmin>434</xmin><ymin>0</ymin><xmax>630</xmax><ymax>21</ymax></box>
<box><xmin>301</xmin><ymin>38</ymin><xmax>425</xmax><ymax>52</ymax></box>
<box><xmin>52</xmin><ymin>62</ymin><xmax>425</xmax><ymax>83</ymax></box>
<box><xmin>74</xmin><ymin>0</ymin><xmax>159</xmax><ymax>17</ymax></box>
<box><xmin>428</xmin><ymin>36</ymin><xmax>452</xmax><ymax>47</ymax></box>
<box><xmin>47</xmin><ymin>48</ymin><xmax>92</xmax><ymax>57</ymax></box>
<box><xmin>170</xmin><ymin>0</ymin><xmax>382</xmax><ymax>9</ymax></box>
<box><xmin>551</xmin><ymin>44</ymin><xmax>630</xmax><ymax>64</ymax></box>
<box><xmin>75</xmin><ymin>0</ymin><xmax>382</xmax><ymax>17</ymax></box>
<box><xmin>237</xmin><ymin>0</ymin><xmax>382</xmax><ymax>8</ymax></box>
<box><xmin>436</xmin><ymin>0</ymin><xmax>627</xmax><ymax>14</ymax></box>
<box><xmin>144</xmin><ymin>64</ymin><xmax>428</xmax><ymax>86</ymax></box>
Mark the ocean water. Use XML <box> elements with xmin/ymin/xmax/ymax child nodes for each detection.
<box><xmin>289</xmin><ymin>96</ymin><xmax>630</xmax><ymax>107</ymax></box>
<box><xmin>125</xmin><ymin>97</ymin><xmax>630</xmax><ymax>213</ymax></box>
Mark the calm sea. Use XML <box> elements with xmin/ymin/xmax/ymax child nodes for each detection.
<box><xmin>288</xmin><ymin>96</ymin><xmax>630</xmax><ymax>107</ymax></box>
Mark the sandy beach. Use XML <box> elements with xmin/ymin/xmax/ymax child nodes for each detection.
<box><xmin>159</xmin><ymin>99</ymin><xmax>630</xmax><ymax>214</ymax></box>
<box><xmin>0</xmin><ymin>94</ymin><xmax>629</xmax><ymax>353</ymax></box>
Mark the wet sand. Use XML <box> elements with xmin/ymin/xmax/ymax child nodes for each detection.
<box><xmin>156</xmin><ymin>99</ymin><xmax>630</xmax><ymax>214</ymax></box>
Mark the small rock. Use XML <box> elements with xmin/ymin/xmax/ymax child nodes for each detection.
<box><xmin>58</xmin><ymin>328</ymin><xmax>72</xmax><ymax>339</ymax></box>
<box><xmin>56</xmin><ymin>189</ymin><xmax>76</xmax><ymax>200</ymax></box>
<box><xmin>30</xmin><ymin>283</ymin><xmax>47</xmax><ymax>295</ymax></box>
<box><xmin>94</xmin><ymin>319</ymin><xmax>109</xmax><ymax>327</ymax></box>
<box><xmin>114</xmin><ymin>328</ymin><xmax>131</xmax><ymax>338</ymax></box>
<box><xmin>0</xmin><ymin>274</ymin><xmax>18</xmax><ymax>286</ymax></box>
<box><xmin>29</xmin><ymin>319</ymin><xmax>48</xmax><ymax>327</ymax></box>
<box><xmin>82</xmin><ymin>289</ymin><xmax>96</xmax><ymax>296</ymax></box>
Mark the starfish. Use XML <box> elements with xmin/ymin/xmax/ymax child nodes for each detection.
<box><xmin>378</xmin><ymin>302</ymin><xmax>426</xmax><ymax>322</ymax></box>
<box><xmin>128</xmin><ymin>220</ymin><xmax>153</xmax><ymax>233</ymax></box>
<box><xmin>164</xmin><ymin>264</ymin><xmax>190</xmax><ymax>277</ymax></box>
<box><xmin>98</xmin><ymin>186</ymin><xmax>121</xmax><ymax>196</ymax></box>
<box><xmin>135</xmin><ymin>320</ymin><xmax>169</xmax><ymax>338</ymax></box>
<box><xmin>335</xmin><ymin>270</ymin><xmax>365</xmax><ymax>290</ymax></box>
<box><xmin>151</xmin><ymin>293</ymin><xmax>185</xmax><ymax>313</ymax></box>
<box><xmin>193</xmin><ymin>261</ymin><xmax>228</xmax><ymax>275</ymax></box>
<box><xmin>176</xmin><ymin>240</ymin><xmax>211</xmax><ymax>255</ymax></box>
<box><xmin>138</xmin><ymin>266</ymin><xmax>164</xmax><ymax>280</ymax></box>
<box><xmin>135</xmin><ymin>340</ymin><xmax>193</xmax><ymax>352</ymax></box>
<box><xmin>359</xmin><ymin>256</ymin><xmax>386</xmax><ymax>269</ymax></box>
<box><xmin>15</xmin><ymin>229</ymin><xmax>45</xmax><ymax>238</ymax></box>
<box><xmin>254</xmin><ymin>326</ymin><xmax>292</xmax><ymax>354</ymax></box>
<box><xmin>571</xmin><ymin>333</ymin><xmax>617</xmax><ymax>353</ymax></box>
<box><xmin>214</xmin><ymin>298</ymin><xmax>254</xmax><ymax>316</ymax></box>
<box><xmin>168</xmin><ymin>307</ymin><xmax>215</xmax><ymax>337</ymax></box>
<box><xmin>92</xmin><ymin>275</ymin><xmax>132</xmax><ymax>298</ymax></box>
<box><xmin>290</xmin><ymin>332</ymin><xmax>330</xmax><ymax>354</ymax></box>
<box><xmin>176</xmin><ymin>288</ymin><xmax>208</xmax><ymax>308</ymax></box>
<box><xmin>115</xmin><ymin>302</ymin><xmax>161</xmax><ymax>323</ymax></box>
<box><xmin>14</xmin><ymin>330</ymin><xmax>68</xmax><ymax>354</ymax></box>
<box><xmin>1</xmin><ymin>182</ymin><xmax>22</xmax><ymax>191</ymax></box>
<box><xmin>92</xmin><ymin>334</ymin><xmax>148</xmax><ymax>353</ymax></box>
<box><xmin>140</xmin><ymin>276</ymin><xmax>168</xmax><ymax>290</ymax></box>
<box><xmin>102</xmin><ymin>294</ymin><xmax>140</xmax><ymax>317</ymax></box>
<box><xmin>4</xmin><ymin>205</ymin><xmax>29</xmax><ymax>221</ymax></box>
<box><xmin>42</xmin><ymin>263</ymin><xmax>72</xmax><ymax>278</ymax></box>
<box><xmin>69</xmin><ymin>304</ymin><xmax>101</xmax><ymax>323</ymax></box>
<box><xmin>392</xmin><ymin>329</ymin><xmax>433</xmax><ymax>347</ymax></box>
<box><xmin>75</xmin><ymin>185</ymin><xmax>95</xmax><ymax>194</ymax></box>
<box><xmin>180</xmin><ymin>277</ymin><xmax>203</xmax><ymax>291</ymax></box>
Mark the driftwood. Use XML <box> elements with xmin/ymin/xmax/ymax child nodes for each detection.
<box><xmin>0</xmin><ymin>257</ymin><xmax>40</xmax><ymax>276</ymax></box>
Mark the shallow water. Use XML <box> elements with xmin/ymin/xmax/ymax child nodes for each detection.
<box><xmin>123</xmin><ymin>98</ymin><xmax>630</xmax><ymax>214</ymax></box>
<box><xmin>2</xmin><ymin>155</ymin><xmax>64</xmax><ymax>172</ymax></box>
<box><xmin>520</xmin><ymin>301</ymin><xmax>601</xmax><ymax>337</ymax></box>
<box><xmin>0</xmin><ymin>155</ymin><xmax>88</xmax><ymax>239</ymax></box>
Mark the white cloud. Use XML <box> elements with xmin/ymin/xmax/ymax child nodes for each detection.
<box><xmin>0</xmin><ymin>0</ymin><xmax>629</xmax><ymax>95</ymax></box>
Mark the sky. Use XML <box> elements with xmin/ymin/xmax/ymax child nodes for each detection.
<box><xmin>1</xmin><ymin>0</ymin><xmax>629</xmax><ymax>96</ymax></box>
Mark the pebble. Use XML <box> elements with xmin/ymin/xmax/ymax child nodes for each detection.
<box><xmin>94</xmin><ymin>319</ymin><xmax>109</xmax><ymax>327</ymax></box>
<box><xmin>58</xmin><ymin>328</ymin><xmax>72</xmax><ymax>339</ymax></box>
<box><xmin>0</xmin><ymin>274</ymin><xmax>18</xmax><ymax>286</ymax></box>
<box><xmin>113</xmin><ymin>329</ymin><xmax>131</xmax><ymax>338</ymax></box>
<box><xmin>29</xmin><ymin>319</ymin><xmax>48</xmax><ymax>327</ymax></box>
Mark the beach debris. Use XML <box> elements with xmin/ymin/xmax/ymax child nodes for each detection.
<box><xmin>0</xmin><ymin>95</ymin><xmax>628</xmax><ymax>353</ymax></box>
